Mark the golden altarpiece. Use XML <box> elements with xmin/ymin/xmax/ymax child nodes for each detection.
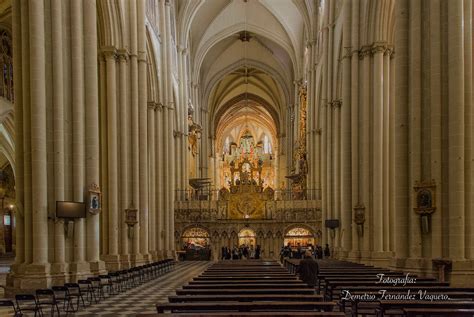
<box><xmin>175</xmin><ymin>85</ymin><xmax>321</xmax><ymax>259</ymax></box>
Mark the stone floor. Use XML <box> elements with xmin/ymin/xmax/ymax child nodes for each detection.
<box><xmin>0</xmin><ymin>261</ymin><xmax>211</xmax><ymax>317</ymax></box>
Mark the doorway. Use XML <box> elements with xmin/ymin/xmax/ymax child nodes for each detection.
<box><xmin>238</xmin><ymin>228</ymin><xmax>256</xmax><ymax>247</ymax></box>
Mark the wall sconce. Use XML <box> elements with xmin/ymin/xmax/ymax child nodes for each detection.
<box><xmin>125</xmin><ymin>203</ymin><xmax>138</xmax><ymax>239</ymax></box>
<box><xmin>353</xmin><ymin>204</ymin><xmax>366</xmax><ymax>237</ymax></box>
<box><xmin>414</xmin><ymin>180</ymin><xmax>436</xmax><ymax>234</ymax></box>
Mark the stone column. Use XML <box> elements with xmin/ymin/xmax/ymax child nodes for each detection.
<box><xmin>156</xmin><ymin>105</ymin><xmax>164</xmax><ymax>257</ymax></box>
<box><xmin>394</xmin><ymin>0</ymin><xmax>409</xmax><ymax>261</ymax></box>
<box><xmin>350</xmin><ymin>0</ymin><xmax>360</xmax><ymax>257</ymax></box>
<box><xmin>408</xmin><ymin>0</ymin><xmax>422</xmax><ymax>259</ymax></box>
<box><xmin>168</xmin><ymin>106</ymin><xmax>176</xmax><ymax>253</ymax></box>
<box><xmin>429</xmin><ymin>0</ymin><xmax>442</xmax><ymax>259</ymax></box>
<box><xmin>372</xmin><ymin>43</ymin><xmax>385</xmax><ymax>254</ymax></box>
<box><xmin>463</xmin><ymin>0</ymin><xmax>473</xmax><ymax>260</ymax></box>
<box><xmin>359</xmin><ymin>46</ymin><xmax>371</xmax><ymax>256</ymax></box>
<box><xmin>29</xmin><ymin>0</ymin><xmax>48</xmax><ymax>266</ymax></box>
<box><xmin>99</xmin><ymin>55</ymin><xmax>109</xmax><ymax>256</ymax></box>
<box><xmin>21</xmin><ymin>0</ymin><xmax>32</xmax><ymax>265</ymax></box>
<box><xmin>340</xmin><ymin>0</ymin><xmax>352</xmax><ymax>256</ymax></box>
<box><xmin>129</xmin><ymin>0</ymin><xmax>140</xmax><ymax>260</ymax></box>
<box><xmin>12</xmin><ymin>0</ymin><xmax>24</xmax><ymax>265</ymax></box>
<box><xmin>84</xmin><ymin>0</ymin><xmax>103</xmax><ymax>271</ymax></box>
<box><xmin>51</xmin><ymin>0</ymin><xmax>65</xmax><ymax>273</ymax></box>
<box><xmin>104</xmin><ymin>48</ymin><xmax>119</xmax><ymax>262</ymax></box>
<box><xmin>383</xmin><ymin>48</ymin><xmax>391</xmax><ymax>252</ymax></box>
<box><xmin>137</xmin><ymin>0</ymin><xmax>149</xmax><ymax>261</ymax></box>
<box><xmin>148</xmin><ymin>103</ymin><xmax>156</xmax><ymax>258</ymax></box>
<box><xmin>163</xmin><ymin>106</ymin><xmax>170</xmax><ymax>253</ymax></box>
<box><xmin>118</xmin><ymin>50</ymin><xmax>129</xmax><ymax>264</ymax></box>
<box><xmin>447</xmin><ymin>0</ymin><xmax>465</xmax><ymax>260</ymax></box>
<box><xmin>71</xmin><ymin>0</ymin><xmax>86</xmax><ymax>269</ymax></box>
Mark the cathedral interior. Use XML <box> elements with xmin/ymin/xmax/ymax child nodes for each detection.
<box><xmin>0</xmin><ymin>0</ymin><xmax>472</xmax><ymax>310</ymax></box>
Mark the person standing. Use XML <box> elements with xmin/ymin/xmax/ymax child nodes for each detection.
<box><xmin>296</xmin><ymin>250</ymin><xmax>320</xmax><ymax>288</ymax></box>
<box><xmin>255</xmin><ymin>245</ymin><xmax>261</xmax><ymax>259</ymax></box>
<box><xmin>324</xmin><ymin>244</ymin><xmax>331</xmax><ymax>258</ymax></box>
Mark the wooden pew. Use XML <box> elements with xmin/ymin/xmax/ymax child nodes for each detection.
<box><xmin>376</xmin><ymin>300</ymin><xmax>474</xmax><ymax>317</ymax></box>
<box><xmin>341</xmin><ymin>290</ymin><xmax>474</xmax><ymax>315</ymax></box>
<box><xmin>175</xmin><ymin>288</ymin><xmax>316</xmax><ymax>295</ymax></box>
<box><xmin>168</xmin><ymin>294</ymin><xmax>323</xmax><ymax>303</ymax></box>
<box><xmin>141</xmin><ymin>312</ymin><xmax>345</xmax><ymax>316</ymax></box>
<box><xmin>325</xmin><ymin>281</ymin><xmax>450</xmax><ymax>300</ymax></box>
<box><xmin>403</xmin><ymin>308</ymin><xmax>474</xmax><ymax>317</ymax></box>
<box><xmin>182</xmin><ymin>283</ymin><xmax>311</xmax><ymax>289</ymax></box>
<box><xmin>188</xmin><ymin>280</ymin><xmax>304</xmax><ymax>285</ymax></box>
<box><xmin>156</xmin><ymin>301</ymin><xmax>337</xmax><ymax>313</ymax></box>
<box><xmin>193</xmin><ymin>276</ymin><xmax>298</xmax><ymax>281</ymax></box>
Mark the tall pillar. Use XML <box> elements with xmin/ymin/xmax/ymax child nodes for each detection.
<box><xmin>383</xmin><ymin>48</ymin><xmax>391</xmax><ymax>252</ymax></box>
<box><xmin>168</xmin><ymin>107</ymin><xmax>176</xmax><ymax>253</ymax></box>
<box><xmin>372</xmin><ymin>43</ymin><xmax>385</xmax><ymax>254</ymax></box>
<box><xmin>137</xmin><ymin>0</ymin><xmax>149</xmax><ymax>261</ymax></box>
<box><xmin>163</xmin><ymin>106</ymin><xmax>170</xmax><ymax>253</ymax></box>
<box><xmin>84</xmin><ymin>0</ymin><xmax>103</xmax><ymax>271</ymax></box>
<box><xmin>148</xmin><ymin>103</ymin><xmax>156</xmax><ymax>258</ymax></box>
<box><xmin>394</xmin><ymin>0</ymin><xmax>409</xmax><ymax>261</ymax></box>
<box><xmin>12</xmin><ymin>0</ymin><xmax>25</xmax><ymax>265</ymax></box>
<box><xmin>51</xmin><ymin>0</ymin><xmax>65</xmax><ymax>275</ymax></box>
<box><xmin>118</xmin><ymin>50</ymin><xmax>130</xmax><ymax>265</ymax></box>
<box><xmin>71</xmin><ymin>0</ymin><xmax>86</xmax><ymax>270</ymax></box>
<box><xmin>464</xmin><ymin>0</ymin><xmax>474</xmax><ymax>260</ymax></box>
<box><xmin>408</xmin><ymin>0</ymin><xmax>422</xmax><ymax>259</ymax></box>
<box><xmin>29</xmin><ymin>0</ymin><xmax>48</xmax><ymax>266</ymax></box>
<box><xmin>447</xmin><ymin>0</ymin><xmax>465</xmax><ymax>260</ymax></box>
<box><xmin>341</xmin><ymin>0</ymin><xmax>352</xmax><ymax>256</ymax></box>
<box><xmin>156</xmin><ymin>105</ymin><xmax>164</xmax><ymax>257</ymax></box>
<box><xmin>21</xmin><ymin>0</ymin><xmax>32</xmax><ymax>265</ymax></box>
<box><xmin>350</xmin><ymin>0</ymin><xmax>360</xmax><ymax>258</ymax></box>
<box><xmin>104</xmin><ymin>48</ymin><xmax>119</xmax><ymax>262</ymax></box>
<box><xmin>359</xmin><ymin>46</ymin><xmax>371</xmax><ymax>257</ymax></box>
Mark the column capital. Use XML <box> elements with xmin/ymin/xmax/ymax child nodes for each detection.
<box><xmin>117</xmin><ymin>49</ymin><xmax>129</xmax><ymax>62</ymax></box>
<box><xmin>371</xmin><ymin>42</ymin><xmax>387</xmax><ymax>55</ymax></box>
<box><xmin>385</xmin><ymin>45</ymin><xmax>395</xmax><ymax>58</ymax></box>
<box><xmin>342</xmin><ymin>46</ymin><xmax>352</xmax><ymax>59</ymax></box>
<box><xmin>100</xmin><ymin>46</ymin><xmax>117</xmax><ymax>60</ymax></box>
<box><xmin>332</xmin><ymin>99</ymin><xmax>342</xmax><ymax>108</ymax></box>
<box><xmin>147</xmin><ymin>101</ymin><xmax>158</xmax><ymax>111</ymax></box>
<box><xmin>358</xmin><ymin>45</ymin><xmax>371</xmax><ymax>60</ymax></box>
<box><xmin>137</xmin><ymin>51</ymin><xmax>147</xmax><ymax>63</ymax></box>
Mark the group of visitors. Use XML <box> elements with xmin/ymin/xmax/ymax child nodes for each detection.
<box><xmin>280</xmin><ymin>243</ymin><xmax>330</xmax><ymax>262</ymax></box>
<box><xmin>221</xmin><ymin>245</ymin><xmax>262</xmax><ymax>260</ymax></box>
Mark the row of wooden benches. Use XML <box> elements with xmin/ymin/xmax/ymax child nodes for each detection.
<box><xmin>152</xmin><ymin>260</ymin><xmax>343</xmax><ymax>316</ymax></box>
<box><xmin>285</xmin><ymin>258</ymin><xmax>474</xmax><ymax>317</ymax></box>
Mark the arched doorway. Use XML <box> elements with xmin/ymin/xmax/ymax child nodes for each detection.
<box><xmin>284</xmin><ymin>227</ymin><xmax>315</xmax><ymax>248</ymax></box>
<box><xmin>181</xmin><ymin>227</ymin><xmax>210</xmax><ymax>249</ymax></box>
<box><xmin>180</xmin><ymin>227</ymin><xmax>211</xmax><ymax>261</ymax></box>
<box><xmin>238</xmin><ymin>228</ymin><xmax>256</xmax><ymax>247</ymax></box>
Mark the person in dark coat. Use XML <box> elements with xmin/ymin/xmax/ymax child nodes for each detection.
<box><xmin>324</xmin><ymin>244</ymin><xmax>331</xmax><ymax>258</ymax></box>
<box><xmin>255</xmin><ymin>245</ymin><xmax>261</xmax><ymax>259</ymax></box>
<box><xmin>296</xmin><ymin>250</ymin><xmax>320</xmax><ymax>288</ymax></box>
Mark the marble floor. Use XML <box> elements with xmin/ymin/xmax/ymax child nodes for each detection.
<box><xmin>0</xmin><ymin>261</ymin><xmax>211</xmax><ymax>317</ymax></box>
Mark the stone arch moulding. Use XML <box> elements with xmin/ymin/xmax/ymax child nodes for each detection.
<box><xmin>212</xmin><ymin>93</ymin><xmax>281</xmax><ymax>138</ymax></box>
<box><xmin>203</xmin><ymin>59</ymin><xmax>292</xmax><ymax>112</ymax></box>
<box><xmin>192</xmin><ymin>23</ymin><xmax>298</xmax><ymax>82</ymax></box>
